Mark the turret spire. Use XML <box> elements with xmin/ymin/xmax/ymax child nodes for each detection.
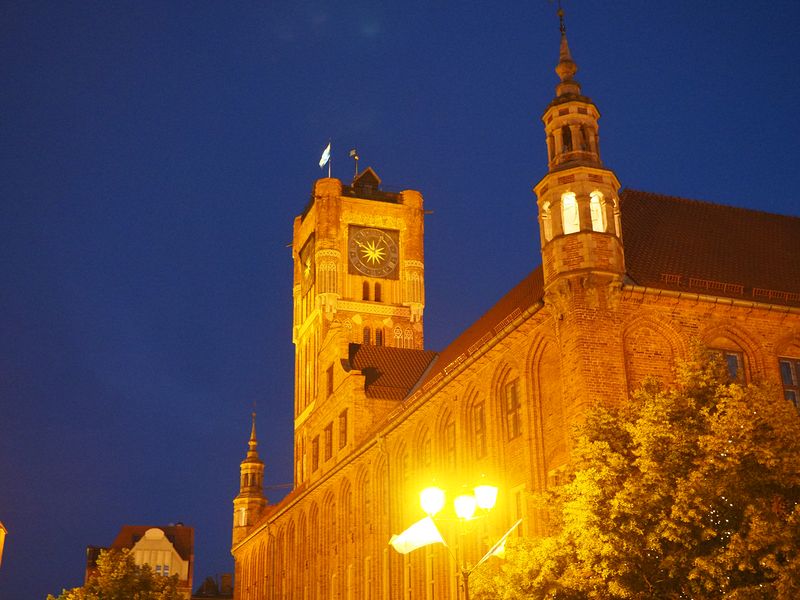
<box><xmin>247</xmin><ymin>411</ymin><xmax>259</xmax><ymax>458</ymax></box>
<box><xmin>555</xmin><ymin>7</ymin><xmax>581</xmax><ymax>97</ymax></box>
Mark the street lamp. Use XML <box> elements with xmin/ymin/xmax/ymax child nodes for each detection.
<box><xmin>417</xmin><ymin>484</ymin><xmax>500</xmax><ymax>600</ymax></box>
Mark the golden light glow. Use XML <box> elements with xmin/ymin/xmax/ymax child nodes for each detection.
<box><xmin>454</xmin><ymin>494</ymin><xmax>477</xmax><ymax>520</ymax></box>
<box><xmin>473</xmin><ymin>485</ymin><xmax>498</xmax><ymax>510</ymax></box>
<box><xmin>420</xmin><ymin>486</ymin><xmax>446</xmax><ymax>516</ymax></box>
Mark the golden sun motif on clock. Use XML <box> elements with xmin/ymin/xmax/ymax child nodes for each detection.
<box><xmin>348</xmin><ymin>227</ymin><xmax>399</xmax><ymax>279</ymax></box>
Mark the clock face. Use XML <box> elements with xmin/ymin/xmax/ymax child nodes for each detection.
<box><xmin>348</xmin><ymin>226</ymin><xmax>399</xmax><ymax>279</ymax></box>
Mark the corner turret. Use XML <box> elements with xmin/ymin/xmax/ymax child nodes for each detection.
<box><xmin>232</xmin><ymin>413</ymin><xmax>267</xmax><ymax>546</ymax></box>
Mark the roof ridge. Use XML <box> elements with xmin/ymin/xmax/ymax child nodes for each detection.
<box><xmin>623</xmin><ymin>188</ymin><xmax>800</xmax><ymax>221</ymax></box>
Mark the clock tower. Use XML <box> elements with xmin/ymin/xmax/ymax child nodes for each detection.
<box><xmin>291</xmin><ymin>167</ymin><xmax>425</xmax><ymax>485</ymax></box>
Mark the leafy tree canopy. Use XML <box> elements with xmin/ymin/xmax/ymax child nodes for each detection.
<box><xmin>48</xmin><ymin>548</ymin><xmax>183</xmax><ymax>600</ymax></box>
<box><xmin>475</xmin><ymin>349</ymin><xmax>800</xmax><ymax>599</ymax></box>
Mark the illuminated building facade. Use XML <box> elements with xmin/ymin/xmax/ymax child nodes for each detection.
<box><xmin>87</xmin><ymin>524</ymin><xmax>194</xmax><ymax>598</ymax></box>
<box><xmin>230</xmin><ymin>18</ymin><xmax>800</xmax><ymax>600</ymax></box>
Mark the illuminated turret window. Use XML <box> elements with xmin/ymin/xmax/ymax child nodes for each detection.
<box><xmin>541</xmin><ymin>201</ymin><xmax>553</xmax><ymax>241</ymax></box>
<box><xmin>561</xmin><ymin>192</ymin><xmax>580</xmax><ymax>234</ymax></box>
<box><xmin>590</xmin><ymin>192</ymin><xmax>606</xmax><ymax>232</ymax></box>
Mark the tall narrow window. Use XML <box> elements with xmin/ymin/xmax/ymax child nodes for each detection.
<box><xmin>444</xmin><ymin>420</ymin><xmax>456</xmax><ymax>470</ymax></box>
<box><xmin>338</xmin><ymin>409</ymin><xmax>348</xmax><ymax>449</ymax></box>
<box><xmin>505</xmin><ymin>379</ymin><xmax>521</xmax><ymax>440</ymax></box>
<box><xmin>561</xmin><ymin>125</ymin><xmax>573</xmax><ymax>152</ymax></box>
<box><xmin>375</xmin><ymin>329</ymin><xmax>383</xmax><ymax>346</ymax></box>
<box><xmin>363</xmin><ymin>327</ymin><xmax>371</xmax><ymax>345</ymax></box>
<box><xmin>324</xmin><ymin>423</ymin><xmax>333</xmax><ymax>460</ymax></box>
<box><xmin>779</xmin><ymin>358</ymin><xmax>800</xmax><ymax>408</ymax></box>
<box><xmin>362</xmin><ymin>281</ymin><xmax>370</xmax><ymax>301</ymax></box>
<box><xmin>590</xmin><ymin>191</ymin><xmax>606</xmax><ymax>232</ymax></box>
<box><xmin>541</xmin><ymin>201</ymin><xmax>553</xmax><ymax>241</ymax></box>
<box><xmin>327</xmin><ymin>364</ymin><xmax>334</xmax><ymax>398</ymax></box>
<box><xmin>312</xmin><ymin>436</ymin><xmax>320</xmax><ymax>471</ymax></box>
<box><xmin>374</xmin><ymin>282</ymin><xmax>382</xmax><ymax>302</ymax></box>
<box><xmin>561</xmin><ymin>192</ymin><xmax>580</xmax><ymax>234</ymax></box>
<box><xmin>473</xmin><ymin>401</ymin><xmax>487</xmax><ymax>458</ymax></box>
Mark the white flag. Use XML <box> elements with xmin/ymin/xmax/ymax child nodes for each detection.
<box><xmin>389</xmin><ymin>517</ymin><xmax>445</xmax><ymax>554</ymax></box>
<box><xmin>474</xmin><ymin>518</ymin><xmax>523</xmax><ymax>569</ymax></box>
<box><xmin>319</xmin><ymin>142</ymin><xmax>331</xmax><ymax>168</ymax></box>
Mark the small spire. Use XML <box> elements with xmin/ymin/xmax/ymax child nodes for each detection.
<box><xmin>246</xmin><ymin>411</ymin><xmax>260</xmax><ymax>459</ymax></box>
<box><xmin>554</xmin><ymin>5</ymin><xmax>581</xmax><ymax>97</ymax></box>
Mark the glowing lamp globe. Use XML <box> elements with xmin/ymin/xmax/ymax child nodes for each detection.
<box><xmin>454</xmin><ymin>494</ymin><xmax>477</xmax><ymax>520</ymax></box>
<box><xmin>473</xmin><ymin>485</ymin><xmax>498</xmax><ymax>510</ymax></box>
<box><xmin>420</xmin><ymin>486</ymin><xmax>446</xmax><ymax>516</ymax></box>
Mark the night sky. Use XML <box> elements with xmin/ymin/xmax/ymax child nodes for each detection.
<box><xmin>2</xmin><ymin>2</ymin><xmax>799</xmax><ymax>597</ymax></box>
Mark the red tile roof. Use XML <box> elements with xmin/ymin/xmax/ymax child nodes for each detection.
<box><xmin>347</xmin><ymin>344</ymin><xmax>437</xmax><ymax>399</ymax></box>
<box><xmin>354</xmin><ymin>190</ymin><xmax>800</xmax><ymax>401</ymax></box>
<box><xmin>622</xmin><ymin>190</ymin><xmax>800</xmax><ymax>305</ymax></box>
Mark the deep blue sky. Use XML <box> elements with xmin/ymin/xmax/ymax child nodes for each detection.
<box><xmin>2</xmin><ymin>1</ymin><xmax>799</xmax><ymax>597</ymax></box>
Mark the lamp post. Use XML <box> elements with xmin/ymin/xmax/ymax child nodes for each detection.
<box><xmin>419</xmin><ymin>484</ymin><xmax>500</xmax><ymax>600</ymax></box>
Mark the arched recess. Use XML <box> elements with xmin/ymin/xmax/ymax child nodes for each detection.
<box><xmin>530</xmin><ymin>338</ymin><xmax>567</xmax><ymax>485</ymax></box>
<box><xmin>339</xmin><ymin>479</ymin><xmax>353</xmax><ymax>600</ymax></box>
<box><xmin>275</xmin><ymin>525</ymin><xmax>286</xmax><ymax>598</ymax></box>
<box><xmin>622</xmin><ymin>313</ymin><xmax>685</xmax><ymax>391</ymax></box>
<box><xmin>308</xmin><ymin>502</ymin><xmax>320</xmax><ymax>595</ymax></box>
<box><xmin>701</xmin><ymin>322</ymin><xmax>764</xmax><ymax>380</ymax></box>
<box><xmin>490</xmin><ymin>361</ymin><xmax>523</xmax><ymax>445</ymax></box>
<box><xmin>285</xmin><ymin>519</ymin><xmax>296</xmax><ymax>598</ymax></box>
<box><xmin>321</xmin><ymin>491</ymin><xmax>336</xmax><ymax>598</ymax></box>
<box><xmin>392</xmin><ymin>442</ymin><xmax>410</xmax><ymax>523</ymax></box>
<box><xmin>462</xmin><ymin>384</ymin><xmax>491</xmax><ymax>467</ymax></box>
<box><xmin>774</xmin><ymin>329</ymin><xmax>800</xmax><ymax>358</ymax></box>
<box><xmin>434</xmin><ymin>406</ymin><xmax>457</xmax><ymax>475</ymax></box>
<box><xmin>297</xmin><ymin>510</ymin><xmax>308</xmax><ymax>599</ymax></box>
<box><xmin>413</xmin><ymin>424</ymin><xmax>432</xmax><ymax>480</ymax></box>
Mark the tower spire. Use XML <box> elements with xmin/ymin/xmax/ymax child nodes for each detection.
<box><xmin>232</xmin><ymin>411</ymin><xmax>267</xmax><ymax>545</ymax></box>
<box><xmin>247</xmin><ymin>411</ymin><xmax>259</xmax><ymax>458</ymax></box>
<box><xmin>554</xmin><ymin>6</ymin><xmax>581</xmax><ymax>98</ymax></box>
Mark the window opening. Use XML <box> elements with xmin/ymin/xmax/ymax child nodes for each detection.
<box><xmin>780</xmin><ymin>358</ymin><xmax>800</xmax><ymax>408</ymax></box>
<box><xmin>324</xmin><ymin>423</ymin><xmax>333</xmax><ymax>460</ymax></box>
<box><xmin>590</xmin><ymin>192</ymin><xmax>606</xmax><ymax>232</ymax></box>
<box><xmin>505</xmin><ymin>379</ymin><xmax>521</xmax><ymax>440</ymax></box>
<box><xmin>561</xmin><ymin>125</ymin><xmax>573</xmax><ymax>152</ymax></box>
<box><xmin>561</xmin><ymin>192</ymin><xmax>580</xmax><ymax>234</ymax></box>
<box><xmin>338</xmin><ymin>410</ymin><xmax>348</xmax><ymax>449</ymax></box>
<box><xmin>473</xmin><ymin>402</ymin><xmax>487</xmax><ymax>458</ymax></box>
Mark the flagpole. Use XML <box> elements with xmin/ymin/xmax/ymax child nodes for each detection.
<box><xmin>328</xmin><ymin>140</ymin><xmax>332</xmax><ymax>178</ymax></box>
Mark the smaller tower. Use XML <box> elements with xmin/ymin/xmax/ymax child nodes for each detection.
<box><xmin>232</xmin><ymin>413</ymin><xmax>267</xmax><ymax>546</ymax></box>
<box><xmin>534</xmin><ymin>7</ymin><xmax>625</xmax><ymax>295</ymax></box>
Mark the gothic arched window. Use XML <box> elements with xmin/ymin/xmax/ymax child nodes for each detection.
<box><xmin>362</xmin><ymin>281</ymin><xmax>370</xmax><ymax>301</ymax></box>
<box><xmin>374</xmin><ymin>282</ymin><xmax>382</xmax><ymax>302</ymax></box>
<box><xmin>561</xmin><ymin>192</ymin><xmax>580</xmax><ymax>234</ymax></box>
<box><xmin>590</xmin><ymin>191</ymin><xmax>606</xmax><ymax>232</ymax></box>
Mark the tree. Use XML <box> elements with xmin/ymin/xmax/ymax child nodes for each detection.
<box><xmin>47</xmin><ymin>548</ymin><xmax>183</xmax><ymax>600</ymax></box>
<box><xmin>475</xmin><ymin>349</ymin><xmax>800</xmax><ymax>599</ymax></box>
